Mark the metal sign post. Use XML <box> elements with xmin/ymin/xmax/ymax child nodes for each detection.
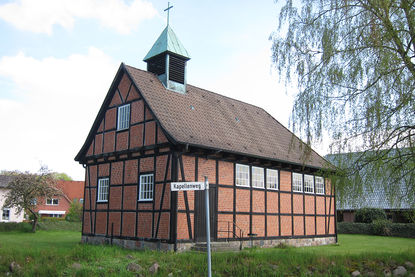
<box><xmin>170</xmin><ymin>178</ymin><xmax>212</xmax><ymax>277</ymax></box>
<box><xmin>204</xmin><ymin>176</ymin><xmax>212</xmax><ymax>277</ymax></box>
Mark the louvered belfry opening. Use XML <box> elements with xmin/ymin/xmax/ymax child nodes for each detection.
<box><xmin>143</xmin><ymin>25</ymin><xmax>190</xmax><ymax>93</ymax></box>
<box><xmin>169</xmin><ymin>54</ymin><xmax>185</xmax><ymax>84</ymax></box>
<box><xmin>147</xmin><ymin>54</ymin><xmax>166</xmax><ymax>76</ymax></box>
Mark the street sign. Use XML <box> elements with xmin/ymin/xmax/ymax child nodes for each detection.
<box><xmin>171</xmin><ymin>181</ymin><xmax>206</xmax><ymax>191</ymax></box>
<box><xmin>171</xmin><ymin>178</ymin><xmax>212</xmax><ymax>277</ymax></box>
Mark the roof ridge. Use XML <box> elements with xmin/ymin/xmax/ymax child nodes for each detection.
<box><xmin>124</xmin><ymin>64</ymin><xmax>271</xmax><ymax>114</ymax></box>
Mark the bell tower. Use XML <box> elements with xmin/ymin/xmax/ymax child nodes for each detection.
<box><xmin>143</xmin><ymin>5</ymin><xmax>190</xmax><ymax>94</ymax></box>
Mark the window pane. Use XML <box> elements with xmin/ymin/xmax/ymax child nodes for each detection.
<box><xmin>139</xmin><ymin>174</ymin><xmax>154</xmax><ymax>201</ymax></box>
<box><xmin>266</xmin><ymin>169</ymin><xmax>278</xmax><ymax>190</ymax></box>
<box><xmin>315</xmin><ymin>177</ymin><xmax>325</xmax><ymax>194</ymax></box>
<box><xmin>304</xmin><ymin>175</ymin><xmax>314</xmax><ymax>193</ymax></box>
<box><xmin>236</xmin><ymin>164</ymin><xmax>250</xmax><ymax>187</ymax></box>
<box><xmin>292</xmin><ymin>173</ymin><xmax>303</xmax><ymax>192</ymax></box>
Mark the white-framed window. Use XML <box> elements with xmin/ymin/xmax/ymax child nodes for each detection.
<box><xmin>266</xmin><ymin>169</ymin><xmax>279</xmax><ymax>190</ymax></box>
<box><xmin>235</xmin><ymin>164</ymin><xmax>250</xmax><ymax>187</ymax></box>
<box><xmin>117</xmin><ymin>104</ymin><xmax>130</xmax><ymax>131</ymax></box>
<box><xmin>304</xmin><ymin>174</ymin><xmax>314</xmax><ymax>193</ymax></box>
<box><xmin>97</xmin><ymin>178</ymin><xmax>109</xmax><ymax>202</ymax></box>
<box><xmin>292</xmin><ymin>173</ymin><xmax>303</xmax><ymax>192</ymax></box>
<box><xmin>46</xmin><ymin>198</ymin><xmax>59</xmax><ymax>205</ymax></box>
<box><xmin>315</xmin><ymin>176</ymin><xmax>325</xmax><ymax>195</ymax></box>
<box><xmin>139</xmin><ymin>174</ymin><xmax>154</xmax><ymax>201</ymax></box>
<box><xmin>79</xmin><ymin>198</ymin><xmax>84</xmax><ymax>204</ymax></box>
<box><xmin>2</xmin><ymin>209</ymin><xmax>10</xmax><ymax>221</ymax></box>
<box><xmin>251</xmin><ymin>166</ymin><xmax>264</xmax><ymax>188</ymax></box>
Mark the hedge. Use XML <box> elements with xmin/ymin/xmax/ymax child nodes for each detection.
<box><xmin>337</xmin><ymin>221</ymin><xmax>415</xmax><ymax>238</ymax></box>
<box><xmin>0</xmin><ymin>222</ymin><xmax>32</xmax><ymax>232</ymax></box>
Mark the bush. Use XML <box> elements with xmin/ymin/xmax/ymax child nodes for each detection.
<box><xmin>0</xmin><ymin>222</ymin><xmax>32</xmax><ymax>232</ymax></box>
<box><xmin>354</xmin><ymin>208</ymin><xmax>387</xmax><ymax>223</ymax></box>
<box><xmin>66</xmin><ymin>201</ymin><xmax>83</xmax><ymax>222</ymax></box>
<box><xmin>371</xmin><ymin>219</ymin><xmax>391</xmax><ymax>236</ymax></box>
<box><xmin>337</xmin><ymin>222</ymin><xmax>372</xmax><ymax>235</ymax></box>
<box><xmin>337</xmin><ymin>222</ymin><xmax>415</xmax><ymax>238</ymax></box>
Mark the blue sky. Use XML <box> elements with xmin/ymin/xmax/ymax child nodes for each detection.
<box><xmin>0</xmin><ymin>0</ymin><xmax>305</xmax><ymax>180</ymax></box>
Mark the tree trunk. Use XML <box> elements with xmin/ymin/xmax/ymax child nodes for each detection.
<box><xmin>31</xmin><ymin>214</ymin><xmax>38</xmax><ymax>233</ymax></box>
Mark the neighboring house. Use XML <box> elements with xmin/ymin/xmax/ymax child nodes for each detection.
<box><xmin>75</xmin><ymin>25</ymin><xmax>336</xmax><ymax>251</ymax></box>
<box><xmin>34</xmin><ymin>180</ymin><xmax>84</xmax><ymax>218</ymax></box>
<box><xmin>326</xmin><ymin>153</ymin><xmax>413</xmax><ymax>223</ymax></box>
<box><xmin>0</xmin><ymin>175</ymin><xmax>24</xmax><ymax>223</ymax></box>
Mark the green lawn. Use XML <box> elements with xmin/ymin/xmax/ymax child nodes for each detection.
<box><xmin>0</xmin><ymin>231</ymin><xmax>414</xmax><ymax>276</ymax></box>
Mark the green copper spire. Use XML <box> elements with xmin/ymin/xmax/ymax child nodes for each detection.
<box><xmin>143</xmin><ymin>25</ymin><xmax>190</xmax><ymax>61</ymax></box>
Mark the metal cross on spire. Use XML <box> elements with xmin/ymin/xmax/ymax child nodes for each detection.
<box><xmin>164</xmin><ymin>2</ymin><xmax>173</xmax><ymax>26</ymax></box>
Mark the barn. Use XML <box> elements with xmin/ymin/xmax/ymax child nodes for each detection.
<box><xmin>75</xmin><ymin>25</ymin><xmax>337</xmax><ymax>251</ymax></box>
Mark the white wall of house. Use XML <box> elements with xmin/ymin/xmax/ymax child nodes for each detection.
<box><xmin>0</xmin><ymin>188</ymin><xmax>24</xmax><ymax>222</ymax></box>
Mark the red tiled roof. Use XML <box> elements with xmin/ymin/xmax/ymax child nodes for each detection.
<box><xmin>57</xmin><ymin>180</ymin><xmax>84</xmax><ymax>201</ymax></box>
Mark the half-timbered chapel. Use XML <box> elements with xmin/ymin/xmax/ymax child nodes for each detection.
<box><xmin>75</xmin><ymin>24</ymin><xmax>337</xmax><ymax>251</ymax></box>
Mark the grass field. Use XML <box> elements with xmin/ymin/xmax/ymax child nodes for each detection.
<box><xmin>0</xmin><ymin>231</ymin><xmax>414</xmax><ymax>276</ymax></box>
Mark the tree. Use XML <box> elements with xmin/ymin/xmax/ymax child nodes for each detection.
<box><xmin>2</xmin><ymin>168</ymin><xmax>61</xmax><ymax>232</ymax></box>
<box><xmin>52</xmin><ymin>172</ymin><xmax>73</xmax><ymax>181</ymax></box>
<box><xmin>270</xmin><ymin>0</ymin><xmax>415</xmax><ymax>205</ymax></box>
<box><xmin>65</xmin><ymin>200</ymin><xmax>83</xmax><ymax>222</ymax></box>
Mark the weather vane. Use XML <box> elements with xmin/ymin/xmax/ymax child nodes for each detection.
<box><xmin>164</xmin><ymin>2</ymin><xmax>173</xmax><ymax>26</ymax></box>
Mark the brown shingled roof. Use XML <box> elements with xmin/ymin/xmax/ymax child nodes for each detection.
<box><xmin>124</xmin><ymin>64</ymin><xmax>328</xmax><ymax>169</ymax></box>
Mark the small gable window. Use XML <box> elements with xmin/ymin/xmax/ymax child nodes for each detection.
<box><xmin>292</xmin><ymin>173</ymin><xmax>303</xmax><ymax>192</ymax></box>
<box><xmin>266</xmin><ymin>169</ymin><xmax>279</xmax><ymax>190</ymax></box>
<box><xmin>304</xmin><ymin>174</ymin><xmax>314</xmax><ymax>193</ymax></box>
<box><xmin>252</xmin><ymin>166</ymin><xmax>264</xmax><ymax>188</ymax></box>
<box><xmin>315</xmin><ymin>176</ymin><xmax>325</xmax><ymax>195</ymax></box>
<box><xmin>235</xmin><ymin>164</ymin><xmax>250</xmax><ymax>187</ymax></box>
<box><xmin>139</xmin><ymin>174</ymin><xmax>154</xmax><ymax>201</ymax></box>
<box><xmin>117</xmin><ymin>104</ymin><xmax>130</xmax><ymax>131</ymax></box>
<box><xmin>97</xmin><ymin>178</ymin><xmax>109</xmax><ymax>202</ymax></box>
<box><xmin>46</xmin><ymin>198</ymin><xmax>59</xmax><ymax>205</ymax></box>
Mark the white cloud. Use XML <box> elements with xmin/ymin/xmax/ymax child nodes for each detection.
<box><xmin>0</xmin><ymin>0</ymin><xmax>157</xmax><ymax>34</ymax></box>
<box><xmin>0</xmin><ymin>48</ymin><xmax>118</xmax><ymax>180</ymax></box>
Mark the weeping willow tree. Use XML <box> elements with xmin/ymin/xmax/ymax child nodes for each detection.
<box><xmin>270</xmin><ymin>0</ymin><xmax>415</xmax><ymax>207</ymax></box>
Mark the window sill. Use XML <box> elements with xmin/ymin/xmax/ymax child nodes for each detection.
<box><xmin>96</xmin><ymin>201</ymin><xmax>108</xmax><ymax>203</ymax></box>
<box><xmin>138</xmin><ymin>200</ymin><xmax>153</xmax><ymax>203</ymax></box>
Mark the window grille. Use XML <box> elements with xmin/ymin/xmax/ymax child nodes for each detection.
<box><xmin>304</xmin><ymin>174</ymin><xmax>314</xmax><ymax>193</ymax></box>
<box><xmin>46</xmin><ymin>198</ymin><xmax>59</xmax><ymax>205</ymax></box>
<box><xmin>2</xmin><ymin>209</ymin><xmax>10</xmax><ymax>221</ymax></box>
<box><xmin>266</xmin><ymin>169</ymin><xmax>279</xmax><ymax>190</ymax></box>
<box><xmin>139</xmin><ymin>174</ymin><xmax>154</xmax><ymax>201</ymax></box>
<box><xmin>252</xmin><ymin>166</ymin><xmax>264</xmax><ymax>188</ymax></box>
<box><xmin>315</xmin><ymin>176</ymin><xmax>325</xmax><ymax>194</ymax></box>
<box><xmin>236</xmin><ymin>164</ymin><xmax>250</xmax><ymax>187</ymax></box>
<box><xmin>292</xmin><ymin>173</ymin><xmax>303</xmax><ymax>192</ymax></box>
<box><xmin>117</xmin><ymin>104</ymin><xmax>130</xmax><ymax>130</ymax></box>
<box><xmin>97</xmin><ymin>178</ymin><xmax>109</xmax><ymax>202</ymax></box>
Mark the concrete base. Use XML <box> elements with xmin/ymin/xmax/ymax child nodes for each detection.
<box><xmin>81</xmin><ymin>235</ymin><xmax>336</xmax><ymax>252</ymax></box>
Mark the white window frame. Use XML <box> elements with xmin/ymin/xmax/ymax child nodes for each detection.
<box><xmin>97</xmin><ymin>178</ymin><xmax>109</xmax><ymax>202</ymax></box>
<box><xmin>304</xmin><ymin>174</ymin><xmax>314</xmax><ymax>194</ymax></box>
<box><xmin>251</xmin><ymin>166</ymin><xmax>264</xmax><ymax>188</ymax></box>
<box><xmin>139</xmin><ymin>174</ymin><xmax>154</xmax><ymax>201</ymax></box>
<box><xmin>235</xmin><ymin>164</ymin><xmax>250</xmax><ymax>187</ymax></box>
<box><xmin>117</xmin><ymin>104</ymin><xmax>130</xmax><ymax>131</ymax></box>
<box><xmin>46</xmin><ymin>198</ymin><xmax>59</xmax><ymax>205</ymax></box>
<box><xmin>315</xmin><ymin>176</ymin><xmax>325</xmax><ymax>195</ymax></box>
<box><xmin>2</xmin><ymin>208</ymin><xmax>10</xmax><ymax>221</ymax></box>
<box><xmin>266</xmin><ymin>169</ymin><xmax>279</xmax><ymax>190</ymax></box>
<box><xmin>80</xmin><ymin>198</ymin><xmax>84</xmax><ymax>204</ymax></box>
<box><xmin>292</xmin><ymin>173</ymin><xmax>303</xmax><ymax>192</ymax></box>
